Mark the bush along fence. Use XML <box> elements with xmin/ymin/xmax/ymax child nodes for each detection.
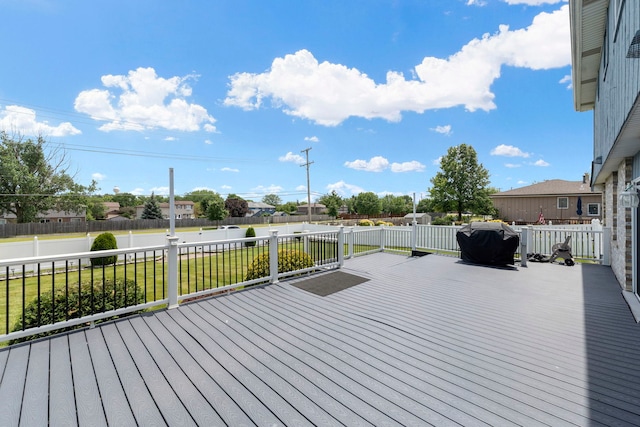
<box><xmin>0</xmin><ymin>223</ymin><xmax>608</xmax><ymax>343</ymax></box>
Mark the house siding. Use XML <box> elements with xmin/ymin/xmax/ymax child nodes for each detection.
<box><xmin>492</xmin><ymin>195</ymin><xmax>602</xmax><ymax>224</ymax></box>
<box><xmin>593</xmin><ymin>1</ymin><xmax>640</xmax><ymax>178</ymax></box>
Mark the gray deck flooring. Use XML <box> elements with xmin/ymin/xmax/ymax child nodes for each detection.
<box><xmin>1</xmin><ymin>253</ymin><xmax>640</xmax><ymax>426</ymax></box>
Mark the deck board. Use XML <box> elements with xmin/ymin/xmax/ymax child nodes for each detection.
<box><xmin>2</xmin><ymin>253</ymin><xmax>640</xmax><ymax>426</ymax></box>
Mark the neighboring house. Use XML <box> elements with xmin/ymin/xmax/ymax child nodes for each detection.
<box><xmin>103</xmin><ymin>202</ymin><xmax>122</xmax><ymax>220</ymax></box>
<box><xmin>0</xmin><ymin>209</ymin><xmax>86</xmax><ymax>223</ymax></box>
<box><xmin>246</xmin><ymin>202</ymin><xmax>276</xmax><ymax>217</ymax></box>
<box><xmin>570</xmin><ymin>1</ymin><xmax>640</xmax><ymax>311</ymax></box>
<box><xmin>135</xmin><ymin>200</ymin><xmax>195</xmax><ymax>219</ymax></box>
<box><xmin>490</xmin><ymin>174</ymin><xmax>602</xmax><ymax>224</ymax></box>
<box><xmin>296</xmin><ymin>203</ymin><xmax>326</xmax><ymax>216</ymax></box>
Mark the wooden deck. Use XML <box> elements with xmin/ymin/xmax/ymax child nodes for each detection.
<box><xmin>1</xmin><ymin>253</ymin><xmax>640</xmax><ymax>426</ymax></box>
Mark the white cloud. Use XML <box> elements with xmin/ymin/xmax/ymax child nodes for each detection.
<box><xmin>204</xmin><ymin>139</ymin><xmax>212</xmax><ymax>145</ymax></box>
<box><xmin>92</xmin><ymin>172</ymin><xmax>106</xmax><ymax>181</ymax></box>
<box><xmin>433</xmin><ymin>156</ymin><xmax>442</xmax><ymax>166</ymax></box>
<box><xmin>149</xmin><ymin>186</ymin><xmax>170</xmax><ymax>195</ymax></box>
<box><xmin>296</xmin><ymin>185</ymin><xmax>307</xmax><ymax>191</ymax></box>
<box><xmin>221</xmin><ymin>167</ymin><xmax>239</xmax><ymax>172</ymax></box>
<box><xmin>279</xmin><ymin>151</ymin><xmax>306</xmax><ymax>165</ymax></box>
<box><xmin>74</xmin><ymin>67</ymin><xmax>217</xmax><ymax>132</ymax></box>
<box><xmin>533</xmin><ymin>159</ymin><xmax>550</xmax><ymax>166</ymax></box>
<box><xmin>344</xmin><ymin>156</ymin><xmax>389</xmax><ymax>172</ymax></box>
<box><xmin>250</xmin><ymin>185</ymin><xmax>284</xmax><ymax>195</ymax></box>
<box><xmin>504</xmin><ymin>163</ymin><xmax>522</xmax><ymax>168</ymax></box>
<box><xmin>304</xmin><ymin>136</ymin><xmax>319</xmax><ymax>142</ymax></box>
<box><xmin>467</xmin><ymin>0</ymin><xmax>487</xmax><ymax>6</ymax></box>
<box><xmin>503</xmin><ymin>0</ymin><xmax>565</xmax><ymax>5</ymax></box>
<box><xmin>191</xmin><ymin>186</ymin><xmax>217</xmax><ymax>192</ymax></box>
<box><xmin>491</xmin><ymin>144</ymin><xmax>530</xmax><ymax>157</ymax></box>
<box><xmin>517</xmin><ymin>180</ymin><xmax>528</xmax><ymax>184</ymax></box>
<box><xmin>559</xmin><ymin>74</ymin><xmax>572</xmax><ymax>89</ymax></box>
<box><xmin>130</xmin><ymin>188</ymin><xmax>145</xmax><ymax>195</ymax></box>
<box><xmin>164</xmin><ymin>136</ymin><xmax>176</xmax><ymax>141</ymax></box>
<box><xmin>221</xmin><ymin>185</ymin><xmax>232</xmax><ymax>190</ymax></box>
<box><xmin>224</xmin><ymin>6</ymin><xmax>569</xmax><ymax>125</ymax></box>
<box><xmin>0</xmin><ymin>105</ymin><xmax>81</xmax><ymax>137</ymax></box>
<box><xmin>390</xmin><ymin>161</ymin><xmax>426</xmax><ymax>173</ymax></box>
<box><xmin>430</xmin><ymin>125</ymin><xmax>452</xmax><ymax>136</ymax></box>
<box><xmin>326</xmin><ymin>180</ymin><xmax>364</xmax><ymax>197</ymax></box>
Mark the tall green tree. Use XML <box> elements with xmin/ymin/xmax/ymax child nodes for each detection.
<box><xmin>141</xmin><ymin>192</ymin><xmax>163</xmax><ymax>219</ymax></box>
<box><xmin>112</xmin><ymin>192</ymin><xmax>140</xmax><ymax>208</ymax></box>
<box><xmin>0</xmin><ymin>132</ymin><xmax>97</xmax><ymax>223</ymax></box>
<box><xmin>262</xmin><ymin>194</ymin><xmax>282</xmax><ymax>206</ymax></box>
<box><xmin>277</xmin><ymin>201</ymin><xmax>298</xmax><ymax>214</ymax></box>
<box><xmin>317</xmin><ymin>190</ymin><xmax>343</xmax><ymax>217</ymax></box>
<box><xmin>429</xmin><ymin>144</ymin><xmax>491</xmax><ymax>221</ymax></box>
<box><xmin>380</xmin><ymin>194</ymin><xmax>411</xmax><ymax>215</ymax></box>
<box><xmin>206</xmin><ymin>193</ymin><xmax>228</xmax><ymax>221</ymax></box>
<box><xmin>354</xmin><ymin>192</ymin><xmax>381</xmax><ymax>215</ymax></box>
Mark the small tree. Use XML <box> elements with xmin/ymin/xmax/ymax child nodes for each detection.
<box><xmin>90</xmin><ymin>232</ymin><xmax>118</xmax><ymax>266</ymax></box>
<box><xmin>317</xmin><ymin>190</ymin><xmax>343</xmax><ymax>217</ymax></box>
<box><xmin>245</xmin><ymin>227</ymin><xmax>257</xmax><ymax>247</ymax></box>
<box><xmin>225</xmin><ymin>196</ymin><xmax>249</xmax><ymax>217</ymax></box>
<box><xmin>354</xmin><ymin>192</ymin><xmax>381</xmax><ymax>215</ymax></box>
<box><xmin>141</xmin><ymin>192</ymin><xmax>163</xmax><ymax>219</ymax></box>
<box><xmin>262</xmin><ymin>194</ymin><xmax>282</xmax><ymax>206</ymax></box>
<box><xmin>206</xmin><ymin>193</ymin><xmax>228</xmax><ymax>221</ymax></box>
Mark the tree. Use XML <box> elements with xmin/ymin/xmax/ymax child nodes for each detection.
<box><xmin>0</xmin><ymin>132</ymin><xmax>97</xmax><ymax>223</ymax></box>
<box><xmin>380</xmin><ymin>194</ymin><xmax>411</xmax><ymax>215</ymax></box>
<box><xmin>277</xmin><ymin>201</ymin><xmax>298</xmax><ymax>214</ymax></box>
<box><xmin>86</xmin><ymin>197</ymin><xmax>106</xmax><ymax>220</ymax></box>
<box><xmin>206</xmin><ymin>193</ymin><xmax>228</xmax><ymax>221</ymax></box>
<box><xmin>429</xmin><ymin>144</ymin><xmax>491</xmax><ymax>221</ymax></box>
<box><xmin>317</xmin><ymin>191</ymin><xmax>343</xmax><ymax>217</ymax></box>
<box><xmin>112</xmin><ymin>192</ymin><xmax>139</xmax><ymax>208</ymax></box>
<box><xmin>416</xmin><ymin>197</ymin><xmax>435</xmax><ymax>213</ymax></box>
<box><xmin>141</xmin><ymin>192</ymin><xmax>163</xmax><ymax>219</ymax></box>
<box><xmin>225</xmin><ymin>196</ymin><xmax>248</xmax><ymax>217</ymax></box>
<box><xmin>262</xmin><ymin>194</ymin><xmax>282</xmax><ymax>207</ymax></box>
<box><xmin>354</xmin><ymin>192</ymin><xmax>381</xmax><ymax>215</ymax></box>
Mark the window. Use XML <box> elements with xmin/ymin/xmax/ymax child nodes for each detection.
<box><xmin>557</xmin><ymin>197</ymin><xmax>569</xmax><ymax>209</ymax></box>
<box><xmin>587</xmin><ymin>203</ymin><xmax>601</xmax><ymax>216</ymax></box>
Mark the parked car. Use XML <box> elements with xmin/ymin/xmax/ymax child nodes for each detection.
<box><xmin>218</xmin><ymin>225</ymin><xmax>240</xmax><ymax>229</ymax></box>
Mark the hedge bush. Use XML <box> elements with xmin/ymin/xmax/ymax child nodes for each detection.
<box><xmin>90</xmin><ymin>232</ymin><xmax>118</xmax><ymax>266</ymax></box>
<box><xmin>245</xmin><ymin>249</ymin><xmax>314</xmax><ymax>281</ymax></box>
<box><xmin>245</xmin><ymin>227</ymin><xmax>256</xmax><ymax>247</ymax></box>
<box><xmin>358</xmin><ymin>219</ymin><xmax>375</xmax><ymax>226</ymax></box>
<box><xmin>10</xmin><ymin>278</ymin><xmax>144</xmax><ymax>344</ymax></box>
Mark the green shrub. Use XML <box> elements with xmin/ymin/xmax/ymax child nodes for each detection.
<box><xmin>90</xmin><ymin>232</ymin><xmax>118</xmax><ymax>266</ymax></box>
<box><xmin>245</xmin><ymin>227</ymin><xmax>256</xmax><ymax>247</ymax></box>
<box><xmin>432</xmin><ymin>215</ymin><xmax>456</xmax><ymax>225</ymax></box>
<box><xmin>10</xmin><ymin>278</ymin><xmax>144</xmax><ymax>344</ymax></box>
<box><xmin>358</xmin><ymin>219</ymin><xmax>374</xmax><ymax>226</ymax></box>
<box><xmin>375</xmin><ymin>220</ymin><xmax>393</xmax><ymax>226</ymax></box>
<box><xmin>245</xmin><ymin>249</ymin><xmax>314</xmax><ymax>281</ymax></box>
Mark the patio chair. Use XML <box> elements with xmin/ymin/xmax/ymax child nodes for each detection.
<box><xmin>549</xmin><ymin>236</ymin><xmax>574</xmax><ymax>266</ymax></box>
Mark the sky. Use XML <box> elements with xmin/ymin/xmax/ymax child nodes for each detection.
<box><xmin>0</xmin><ymin>0</ymin><xmax>592</xmax><ymax>203</ymax></box>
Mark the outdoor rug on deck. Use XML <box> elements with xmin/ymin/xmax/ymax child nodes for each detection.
<box><xmin>291</xmin><ymin>271</ymin><xmax>369</xmax><ymax>297</ymax></box>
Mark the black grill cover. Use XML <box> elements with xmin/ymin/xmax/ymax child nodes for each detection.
<box><xmin>456</xmin><ymin>222</ymin><xmax>520</xmax><ymax>266</ymax></box>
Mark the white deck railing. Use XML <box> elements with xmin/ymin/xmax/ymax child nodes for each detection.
<box><xmin>0</xmin><ymin>223</ymin><xmax>607</xmax><ymax>343</ymax></box>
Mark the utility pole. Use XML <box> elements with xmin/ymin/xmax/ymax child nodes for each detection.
<box><xmin>301</xmin><ymin>147</ymin><xmax>314</xmax><ymax>224</ymax></box>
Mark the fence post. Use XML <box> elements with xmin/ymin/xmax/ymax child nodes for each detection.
<box><xmin>411</xmin><ymin>220</ymin><xmax>417</xmax><ymax>252</ymax></box>
<box><xmin>526</xmin><ymin>226</ymin><xmax>533</xmax><ymax>257</ymax></box>
<box><xmin>338</xmin><ymin>226</ymin><xmax>345</xmax><ymax>267</ymax></box>
<box><xmin>303</xmin><ymin>229</ymin><xmax>309</xmax><ymax>254</ymax></box>
<box><xmin>129</xmin><ymin>230</ymin><xmax>134</xmax><ymax>248</ymax></box>
<box><xmin>380</xmin><ymin>226</ymin><xmax>385</xmax><ymax>251</ymax></box>
<box><xmin>269</xmin><ymin>230</ymin><xmax>279</xmax><ymax>284</ymax></box>
<box><xmin>167</xmin><ymin>236</ymin><xmax>180</xmax><ymax>308</ymax></box>
<box><xmin>347</xmin><ymin>227</ymin><xmax>354</xmax><ymax>259</ymax></box>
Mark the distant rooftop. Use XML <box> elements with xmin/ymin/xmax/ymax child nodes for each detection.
<box><xmin>492</xmin><ymin>179</ymin><xmax>598</xmax><ymax>197</ymax></box>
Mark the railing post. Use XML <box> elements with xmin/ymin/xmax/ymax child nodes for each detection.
<box><xmin>347</xmin><ymin>227</ymin><xmax>354</xmax><ymax>259</ymax></box>
<box><xmin>380</xmin><ymin>226</ymin><xmax>385</xmax><ymax>251</ymax></box>
<box><xmin>338</xmin><ymin>226</ymin><xmax>345</xmax><ymax>267</ymax></box>
<box><xmin>269</xmin><ymin>230</ymin><xmax>279</xmax><ymax>284</ymax></box>
<box><xmin>520</xmin><ymin>228</ymin><xmax>528</xmax><ymax>267</ymax></box>
<box><xmin>303</xmin><ymin>229</ymin><xmax>309</xmax><ymax>254</ymax></box>
<box><xmin>411</xmin><ymin>220</ymin><xmax>417</xmax><ymax>252</ymax></box>
<box><xmin>526</xmin><ymin>225</ymin><xmax>533</xmax><ymax>257</ymax></box>
<box><xmin>167</xmin><ymin>236</ymin><xmax>180</xmax><ymax>308</ymax></box>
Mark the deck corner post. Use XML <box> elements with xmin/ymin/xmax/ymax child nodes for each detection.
<box><xmin>167</xmin><ymin>236</ymin><xmax>180</xmax><ymax>308</ymax></box>
<box><xmin>380</xmin><ymin>226</ymin><xmax>385</xmax><ymax>252</ymax></box>
<box><xmin>269</xmin><ymin>230</ymin><xmax>279</xmax><ymax>284</ymax></box>
<box><xmin>337</xmin><ymin>226</ymin><xmax>345</xmax><ymax>267</ymax></box>
<box><xmin>347</xmin><ymin>227</ymin><xmax>354</xmax><ymax>258</ymax></box>
<box><xmin>520</xmin><ymin>227</ymin><xmax>528</xmax><ymax>267</ymax></box>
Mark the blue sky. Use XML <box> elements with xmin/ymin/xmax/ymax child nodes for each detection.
<box><xmin>0</xmin><ymin>0</ymin><xmax>590</xmax><ymax>203</ymax></box>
